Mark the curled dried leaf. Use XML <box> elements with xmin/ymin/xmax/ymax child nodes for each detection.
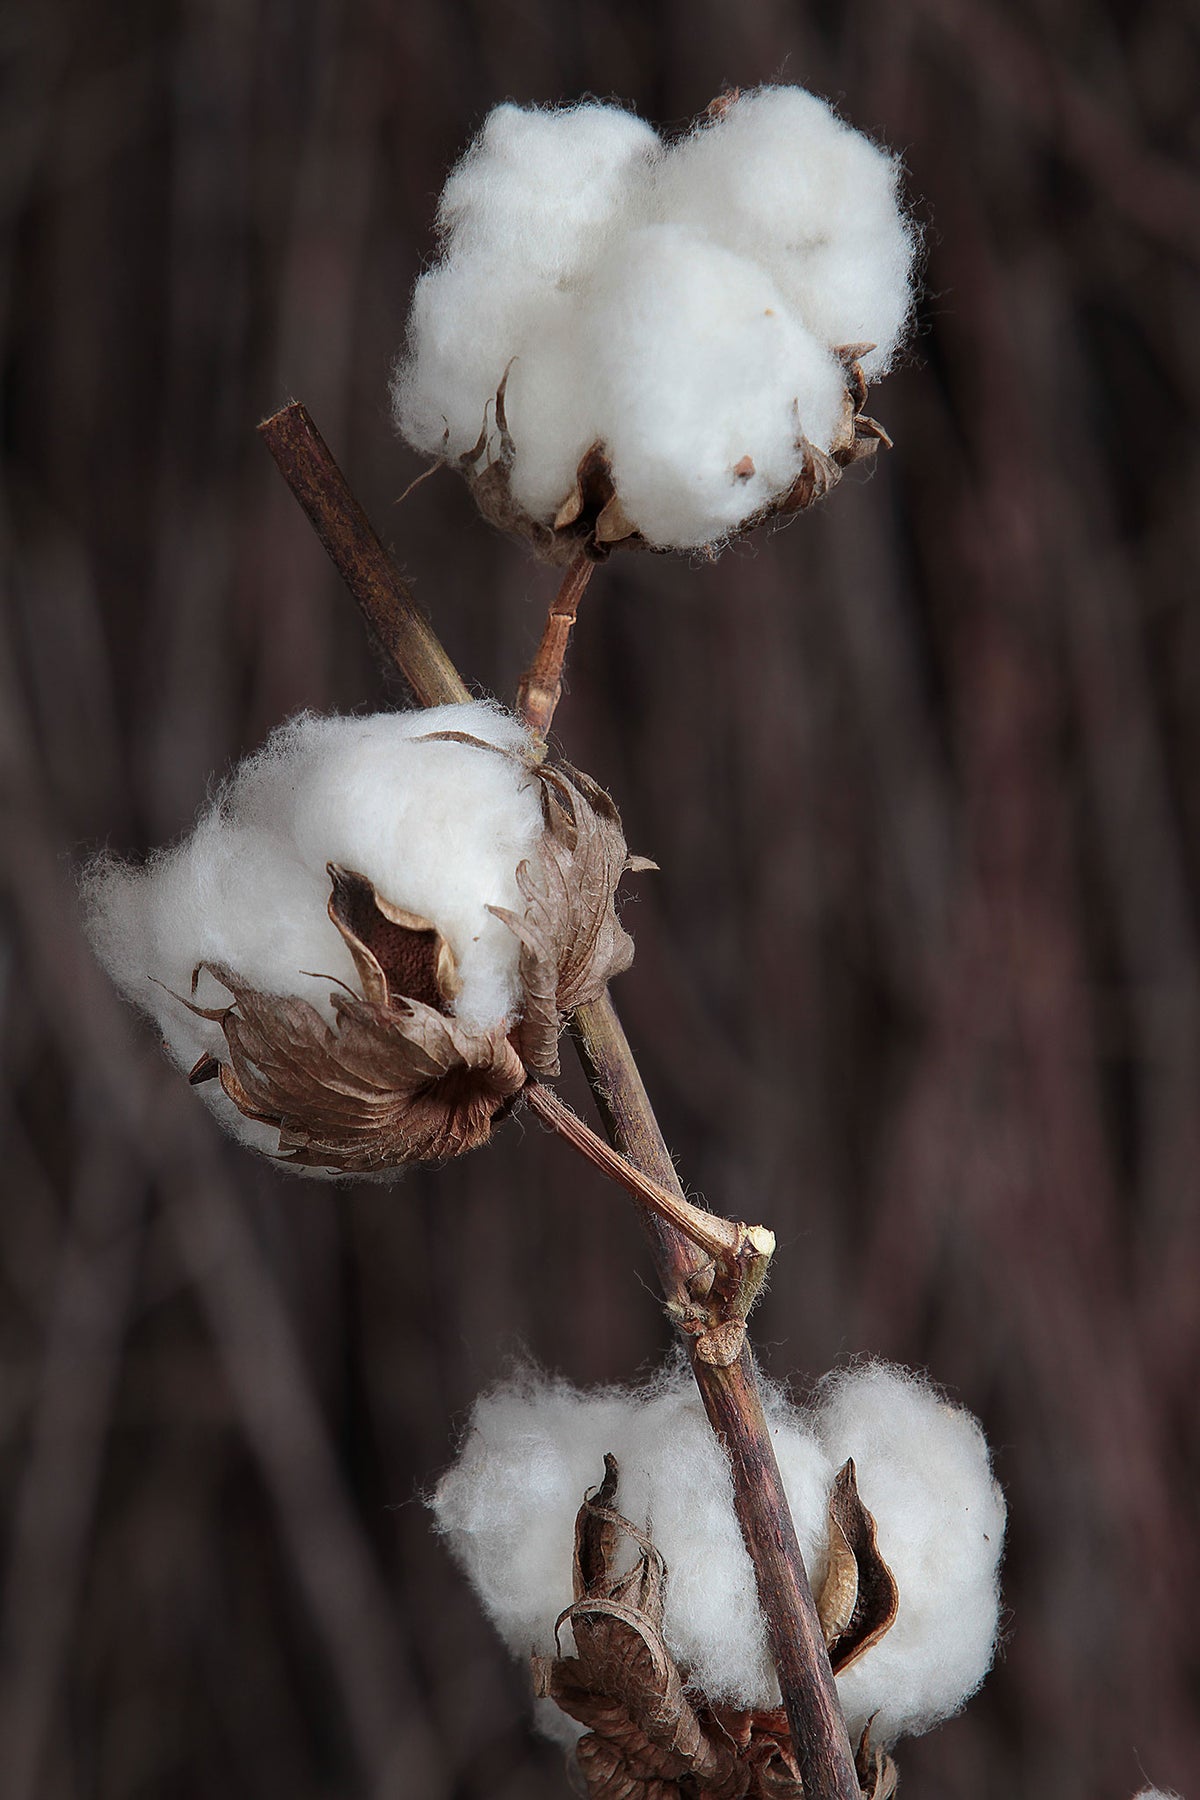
<box><xmin>818</xmin><ymin>1461</ymin><xmax>899</xmax><ymax>1675</ymax></box>
<box><xmin>186</xmin><ymin>963</ymin><xmax>525</xmax><ymax>1171</ymax></box>
<box><xmin>493</xmin><ymin>762</ymin><xmax>639</xmax><ymax>1078</ymax></box>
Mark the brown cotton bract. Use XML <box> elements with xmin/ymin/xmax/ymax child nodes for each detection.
<box><xmin>532</xmin><ymin>1455</ymin><xmax>898</xmax><ymax>1800</ymax></box>
<box><xmin>186</xmin><ymin>755</ymin><xmax>642</xmax><ymax>1171</ymax></box>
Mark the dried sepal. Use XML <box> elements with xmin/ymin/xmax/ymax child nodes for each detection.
<box><xmin>452</xmin><ymin>353</ymin><xmax>891</xmax><ymax>564</ymax></box>
<box><xmin>186</xmin><ymin>963</ymin><xmax>524</xmax><ymax>1170</ymax></box>
<box><xmin>816</xmin><ymin>1460</ymin><xmax>900</xmax><ymax>1675</ymax></box>
<box><xmin>535</xmin><ymin>1461</ymin><xmax>903</xmax><ymax>1800</ymax></box>
<box><xmin>854</xmin><ymin>1719</ymin><xmax>898</xmax><ymax>1800</ymax></box>
<box><xmin>533</xmin><ymin>1460</ymin><xmax>745</xmax><ymax>1800</ymax></box>
<box><xmin>492</xmin><ymin>763</ymin><xmax>639</xmax><ymax>1078</ymax></box>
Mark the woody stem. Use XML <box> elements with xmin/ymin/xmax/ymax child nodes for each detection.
<box><xmin>523</xmin><ymin>1079</ymin><xmax>761</xmax><ymax>1269</ymax></box>
<box><xmin>516</xmin><ymin>550</ymin><xmax>596</xmax><ymax>740</ymax></box>
<box><xmin>258</xmin><ymin>402</ymin><xmax>862</xmax><ymax>1800</ymax></box>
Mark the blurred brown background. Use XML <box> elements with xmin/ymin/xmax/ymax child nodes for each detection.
<box><xmin>2</xmin><ymin>0</ymin><xmax>1198</xmax><ymax>1795</ymax></box>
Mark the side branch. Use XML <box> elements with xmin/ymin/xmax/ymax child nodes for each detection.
<box><xmin>517</xmin><ymin>550</ymin><xmax>596</xmax><ymax>739</ymax></box>
<box><xmin>258</xmin><ymin>402</ymin><xmax>470</xmax><ymax>710</ymax></box>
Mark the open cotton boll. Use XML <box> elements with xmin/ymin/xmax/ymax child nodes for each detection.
<box><xmin>430</xmin><ymin>1365</ymin><xmax>833</xmax><ymax>1710</ymax></box>
<box><xmin>436</xmin><ymin>101</ymin><xmax>660</xmax><ymax>282</ymax></box>
<box><xmin>83</xmin><ymin>702</ymin><xmax>543</xmax><ymax>1142</ymax></box>
<box><xmin>652</xmin><ymin>86</ymin><xmax>914</xmax><ymax>379</ymax></box>
<box><xmin>815</xmin><ymin>1362</ymin><xmax>1006</xmax><ymax>1747</ymax></box>
<box><xmin>585</xmin><ymin>225</ymin><xmax>848</xmax><ymax>549</ymax></box>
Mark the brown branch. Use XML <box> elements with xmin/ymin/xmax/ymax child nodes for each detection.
<box><xmin>257</xmin><ymin>401</ymin><xmax>470</xmax><ymax>710</ymax></box>
<box><xmin>524</xmin><ymin>1079</ymin><xmax>769</xmax><ymax>1271</ymax></box>
<box><xmin>516</xmin><ymin>550</ymin><xmax>596</xmax><ymax>739</ymax></box>
<box><xmin>572</xmin><ymin>994</ymin><xmax>860</xmax><ymax>1797</ymax></box>
<box><xmin>258</xmin><ymin>404</ymin><xmax>862</xmax><ymax>1800</ymax></box>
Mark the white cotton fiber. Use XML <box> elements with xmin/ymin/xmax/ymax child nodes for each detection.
<box><xmin>814</xmin><ymin>1363</ymin><xmax>1006</xmax><ymax>1746</ymax></box>
<box><xmin>432</xmin><ymin>1363</ymin><xmax>832</xmax><ymax>1710</ymax></box>
<box><xmin>83</xmin><ymin>702</ymin><xmax>543</xmax><ymax>1158</ymax></box>
<box><xmin>394</xmin><ymin>101</ymin><xmax>658</xmax><ymax>467</ymax></box>
<box><xmin>651</xmin><ymin>87</ymin><xmax>915</xmax><ymax>379</ymax></box>
<box><xmin>435</xmin><ymin>102</ymin><xmax>660</xmax><ymax>282</ymax></box>
<box><xmin>432</xmin><ymin>1359</ymin><xmax>1004</xmax><ymax>1747</ymax></box>
<box><xmin>581</xmin><ymin>225</ymin><xmax>847</xmax><ymax>548</ymax></box>
<box><xmin>394</xmin><ymin>87</ymin><xmax>915</xmax><ymax>550</ymax></box>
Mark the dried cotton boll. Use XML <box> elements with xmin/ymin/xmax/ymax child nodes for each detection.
<box><xmin>394</xmin><ymin>87</ymin><xmax>908</xmax><ymax>561</ymax></box>
<box><xmin>585</xmin><ymin>225</ymin><xmax>849</xmax><ymax>549</ymax></box>
<box><xmin>436</xmin><ymin>101</ymin><xmax>660</xmax><ymax>282</ymax></box>
<box><xmin>84</xmin><ymin>703</ymin><xmax>643</xmax><ymax>1172</ymax></box>
<box><xmin>815</xmin><ymin>1362</ymin><xmax>1006</xmax><ymax>1747</ymax></box>
<box><xmin>653</xmin><ymin>86</ymin><xmax>915</xmax><ymax>379</ymax></box>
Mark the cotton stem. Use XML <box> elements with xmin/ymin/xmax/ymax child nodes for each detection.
<box><xmin>524</xmin><ymin>1079</ymin><xmax>772</xmax><ymax>1281</ymax></box>
<box><xmin>259</xmin><ymin>402</ymin><xmax>862</xmax><ymax>1800</ymax></box>
<box><xmin>516</xmin><ymin>551</ymin><xmax>596</xmax><ymax>740</ymax></box>
<box><xmin>258</xmin><ymin>402</ymin><xmax>470</xmax><ymax>710</ymax></box>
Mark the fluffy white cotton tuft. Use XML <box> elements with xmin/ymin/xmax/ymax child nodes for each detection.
<box><xmin>816</xmin><ymin>1362</ymin><xmax>1006</xmax><ymax>1745</ymax></box>
<box><xmin>394</xmin><ymin>86</ymin><xmax>915</xmax><ymax>551</ymax></box>
<box><xmin>435</xmin><ymin>102</ymin><xmax>660</xmax><ymax>281</ymax></box>
<box><xmin>432</xmin><ymin>1363</ymin><xmax>832</xmax><ymax>1710</ymax></box>
<box><xmin>1132</xmin><ymin>1790</ymin><xmax>1185</xmax><ymax>1799</ymax></box>
<box><xmin>83</xmin><ymin>702</ymin><xmax>543</xmax><ymax>1160</ymax></box>
<box><xmin>578</xmin><ymin>225</ymin><xmax>847</xmax><ymax>548</ymax></box>
<box><xmin>650</xmin><ymin>87</ymin><xmax>915</xmax><ymax>380</ymax></box>
<box><xmin>431</xmin><ymin>1358</ymin><xmax>1003</xmax><ymax>1743</ymax></box>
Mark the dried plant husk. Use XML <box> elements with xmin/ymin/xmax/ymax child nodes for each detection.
<box><xmin>534</xmin><ymin>1459</ymin><xmax>899</xmax><ymax>1800</ymax></box>
<box><xmin>452</xmin><ymin>350</ymin><xmax>891</xmax><ymax>567</ymax></box>
<box><xmin>183</xmin><ymin>750</ymin><xmax>644</xmax><ymax>1169</ymax></box>
<box><xmin>492</xmin><ymin>762</ymin><xmax>649</xmax><ymax>1078</ymax></box>
<box><xmin>816</xmin><ymin>1460</ymin><xmax>900</xmax><ymax>1675</ymax></box>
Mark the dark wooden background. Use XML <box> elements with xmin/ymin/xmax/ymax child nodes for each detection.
<box><xmin>2</xmin><ymin>1</ymin><xmax>1198</xmax><ymax>1795</ymax></box>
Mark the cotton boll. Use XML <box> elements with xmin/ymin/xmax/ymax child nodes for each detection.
<box><xmin>816</xmin><ymin>1363</ymin><xmax>1005</xmax><ymax>1747</ymax></box>
<box><xmin>83</xmin><ymin>702</ymin><xmax>544</xmax><ymax>1150</ymax></box>
<box><xmin>653</xmin><ymin>86</ymin><xmax>914</xmax><ymax>378</ymax></box>
<box><xmin>585</xmin><ymin>225</ymin><xmax>848</xmax><ymax>549</ymax></box>
<box><xmin>437</xmin><ymin>102</ymin><xmax>660</xmax><ymax>283</ymax></box>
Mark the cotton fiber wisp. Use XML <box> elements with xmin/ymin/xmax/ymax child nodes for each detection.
<box><xmin>394</xmin><ymin>87</ymin><xmax>915</xmax><ymax>555</ymax></box>
<box><xmin>84</xmin><ymin>702</ymin><xmax>643</xmax><ymax>1173</ymax></box>
<box><xmin>432</xmin><ymin>1358</ymin><xmax>1004</xmax><ymax>1759</ymax></box>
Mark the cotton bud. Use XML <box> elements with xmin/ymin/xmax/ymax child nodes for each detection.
<box><xmin>431</xmin><ymin>1359</ymin><xmax>1003</xmax><ymax>1768</ymax></box>
<box><xmin>393</xmin><ymin>86</ymin><xmax>914</xmax><ymax>558</ymax></box>
<box><xmin>83</xmin><ymin>702</ymin><xmax>645</xmax><ymax>1174</ymax></box>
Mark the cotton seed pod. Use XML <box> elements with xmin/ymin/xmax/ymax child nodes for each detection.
<box><xmin>394</xmin><ymin>87</ymin><xmax>912</xmax><ymax>558</ymax></box>
<box><xmin>84</xmin><ymin>706</ymin><xmax>647</xmax><ymax>1175</ymax></box>
<box><xmin>184</xmin><ymin>753</ymin><xmax>642</xmax><ymax>1171</ymax></box>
